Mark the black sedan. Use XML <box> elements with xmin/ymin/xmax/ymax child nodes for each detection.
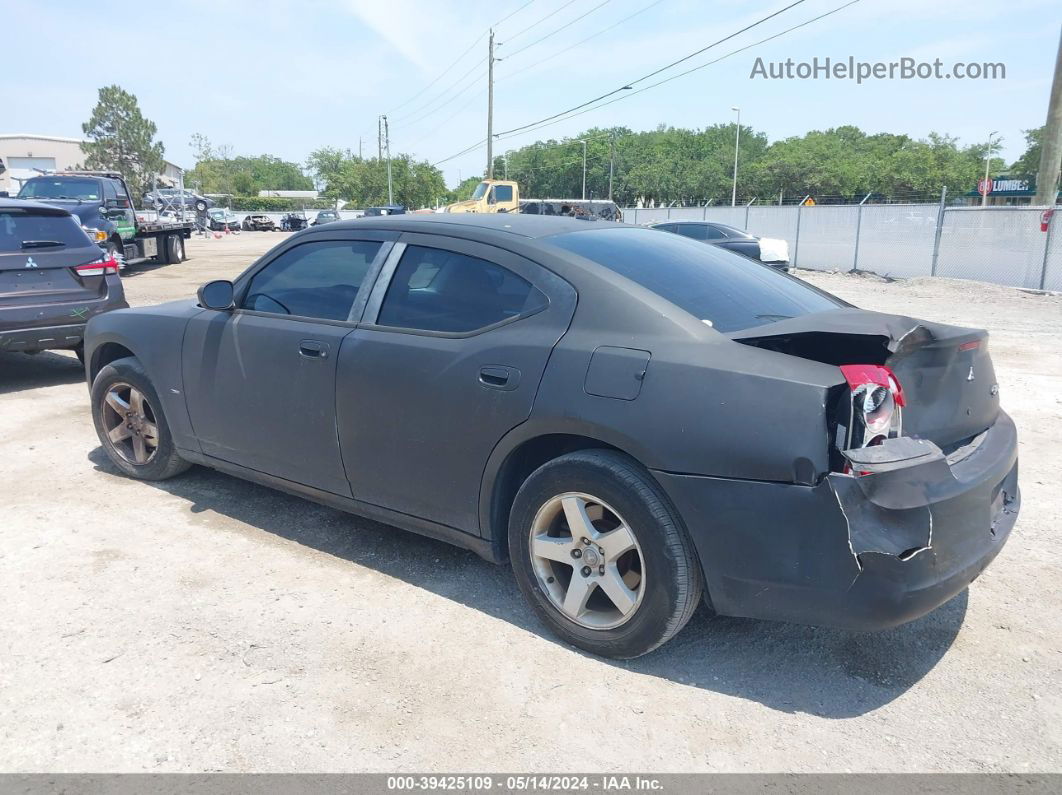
<box><xmin>650</xmin><ymin>220</ymin><xmax>790</xmax><ymax>269</ymax></box>
<box><xmin>83</xmin><ymin>215</ymin><xmax>1018</xmax><ymax>658</ymax></box>
<box><xmin>1</xmin><ymin>200</ymin><xmax>126</xmax><ymax>362</ymax></box>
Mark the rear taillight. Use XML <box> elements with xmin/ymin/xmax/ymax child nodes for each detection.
<box><xmin>839</xmin><ymin>364</ymin><xmax>905</xmax><ymax>449</ymax></box>
<box><xmin>74</xmin><ymin>256</ymin><xmax>121</xmax><ymax>277</ymax></box>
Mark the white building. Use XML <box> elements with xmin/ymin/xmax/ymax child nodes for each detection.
<box><xmin>0</xmin><ymin>133</ymin><xmax>184</xmax><ymax>194</ymax></box>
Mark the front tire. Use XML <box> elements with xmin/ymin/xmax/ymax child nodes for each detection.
<box><xmin>509</xmin><ymin>450</ymin><xmax>703</xmax><ymax>658</ymax></box>
<box><xmin>91</xmin><ymin>357</ymin><xmax>191</xmax><ymax>481</ymax></box>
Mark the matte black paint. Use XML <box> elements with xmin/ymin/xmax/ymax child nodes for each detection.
<box><xmin>83</xmin><ymin>214</ymin><xmax>1020</xmax><ymax>632</ymax></box>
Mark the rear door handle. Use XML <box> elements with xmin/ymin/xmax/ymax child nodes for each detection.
<box><xmin>299</xmin><ymin>340</ymin><xmax>329</xmax><ymax>359</ymax></box>
<box><xmin>479</xmin><ymin>365</ymin><xmax>520</xmax><ymax>390</ymax></box>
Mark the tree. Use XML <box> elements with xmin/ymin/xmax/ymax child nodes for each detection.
<box><xmin>1011</xmin><ymin>127</ymin><xmax>1044</xmax><ymax>175</ymax></box>
<box><xmin>81</xmin><ymin>85</ymin><xmax>165</xmax><ymax>193</ymax></box>
<box><xmin>187</xmin><ymin>151</ymin><xmax>314</xmax><ymax>196</ymax></box>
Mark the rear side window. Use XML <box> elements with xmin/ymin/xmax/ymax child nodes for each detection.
<box><xmin>377</xmin><ymin>245</ymin><xmax>546</xmax><ymax>333</ymax></box>
<box><xmin>548</xmin><ymin>227</ymin><xmax>842</xmax><ymax>333</ymax></box>
<box><xmin>0</xmin><ymin>210</ymin><xmax>89</xmax><ymax>252</ymax></box>
<box><xmin>242</xmin><ymin>240</ymin><xmax>382</xmax><ymax>321</ymax></box>
<box><xmin>674</xmin><ymin>224</ymin><xmax>710</xmax><ymax>241</ymax></box>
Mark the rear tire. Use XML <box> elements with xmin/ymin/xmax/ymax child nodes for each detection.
<box><xmin>162</xmin><ymin>233</ymin><xmax>184</xmax><ymax>264</ymax></box>
<box><xmin>509</xmin><ymin>449</ymin><xmax>703</xmax><ymax>658</ymax></box>
<box><xmin>91</xmin><ymin>357</ymin><xmax>191</xmax><ymax>481</ymax></box>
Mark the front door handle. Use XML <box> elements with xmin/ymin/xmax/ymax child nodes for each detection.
<box><xmin>299</xmin><ymin>340</ymin><xmax>329</xmax><ymax>359</ymax></box>
<box><xmin>479</xmin><ymin>365</ymin><xmax>521</xmax><ymax>391</ymax></box>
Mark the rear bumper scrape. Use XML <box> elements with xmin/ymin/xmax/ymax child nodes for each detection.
<box><xmin>653</xmin><ymin>410</ymin><xmax>1019</xmax><ymax>631</ymax></box>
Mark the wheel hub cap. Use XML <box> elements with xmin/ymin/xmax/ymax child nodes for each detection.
<box><xmin>529</xmin><ymin>492</ymin><xmax>645</xmax><ymax>630</ymax></box>
<box><xmin>100</xmin><ymin>382</ymin><xmax>159</xmax><ymax>465</ymax></box>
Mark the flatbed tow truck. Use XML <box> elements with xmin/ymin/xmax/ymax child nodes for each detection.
<box><xmin>14</xmin><ymin>170</ymin><xmax>194</xmax><ymax>267</ymax></box>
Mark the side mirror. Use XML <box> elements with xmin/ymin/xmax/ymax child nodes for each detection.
<box><xmin>197</xmin><ymin>280</ymin><xmax>235</xmax><ymax>311</ymax></box>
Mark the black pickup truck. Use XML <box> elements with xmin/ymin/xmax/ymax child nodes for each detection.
<box><xmin>15</xmin><ymin>171</ymin><xmax>194</xmax><ymax>268</ymax></box>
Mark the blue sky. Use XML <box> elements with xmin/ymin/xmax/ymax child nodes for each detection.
<box><xmin>5</xmin><ymin>0</ymin><xmax>1060</xmax><ymax>187</ymax></box>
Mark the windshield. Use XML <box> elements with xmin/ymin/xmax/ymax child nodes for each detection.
<box><xmin>18</xmin><ymin>178</ymin><xmax>100</xmax><ymax>201</ymax></box>
<box><xmin>471</xmin><ymin>182</ymin><xmax>489</xmax><ymax>200</ymax></box>
<box><xmin>0</xmin><ymin>210</ymin><xmax>88</xmax><ymax>252</ymax></box>
<box><xmin>547</xmin><ymin>227</ymin><xmax>844</xmax><ymax>333</ymax></box>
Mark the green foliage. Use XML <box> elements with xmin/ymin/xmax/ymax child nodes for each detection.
<box><xmin>306</xmin><ymin>148</ymin><xmax>448</xmax><ymax>209</ymax></box>
<box><xmin>1010</xmin><ymin>127</ymin><xmax>1043</xmax><ymax>176</ymax></box>
<box><xmin>498</xmin><ymin>124</ymin><xmax>986</xmax><ymax>205</ymax></box>
<box><xmin>226</xmin><ymin>196</ymin><xmax>335</xmax><ymax>211</ymax></box>
<box><xmin>81</xmin><ymin>85</ymin><xmax>165</xmax><ymax>194</ymax></box>
<box><xmin>187</xmin><ymin>135</ymin><xmax>314</xmax><ymax>196</ymax></box>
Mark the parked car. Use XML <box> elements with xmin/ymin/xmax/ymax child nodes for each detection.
<box><xmin>280</xmin><ymin>211</ymin><xmax>309</xmax><ymax>231</ymax></box>
<box><xmin>650</xmin><ymin>220</ymin><xmax>790</xmax><ymax>269</ymax></box>
<box><xmin>84</xmin><ymin>215</ymin><xmax>1018</xmax><ymax>659</ymax></box>
<box><xmin>242</xmin><ymin>214</ymin><xmax>276</xmax><ymax>232</ymax></box>
<box><xmin>1</xmin><ymin>199</ymin><xmax>126</xmax><ymax>361</ymax></box>
<box><xmin>312</xmin><ymin>209</ymin><xmax>340</xmax><ymax>226</ymax></box>
<box><xmin>143</xmin><ymin>188</ymin><xmax>213</xmax><ymax>213</ymax></box>
<box><xmin>363</xmin><ymin>205</ymin><xmax>406</xmax><ymax>216</ymax></box>
<box><xmin>207</xmin><ymin>208</ymin><xmax>240</xmax><ymax>232</ymax></box>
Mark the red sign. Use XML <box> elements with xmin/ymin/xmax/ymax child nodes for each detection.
<box><xmin>977</xmin><ymin>178</ymin><xmax>993</xmax><ymax>196</ymax></box>
<box><xmin>1041</xmin><ymin>208</ymin><xmax>1054</xmax><ymax>233</ymax></box>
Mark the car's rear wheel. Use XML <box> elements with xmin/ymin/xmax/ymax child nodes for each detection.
<box><xmin>509</xmin><ymin>450</ymin><xmax>703</xmax><ymax>658</ymax></box>
<box><xmin>91</xmin><ymin>357</ymin><xmax>191</xmax><ymax>481</ymax></box>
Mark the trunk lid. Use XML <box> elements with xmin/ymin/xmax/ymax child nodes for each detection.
<box><xmin>730</xmin><ymin>308</ymin><xmax>1000</xmax><ymax>449</ymax></box>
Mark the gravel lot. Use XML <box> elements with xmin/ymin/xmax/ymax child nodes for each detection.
<box><xmin>1</xmin><ymin>231</ymin><xmax>1059</xmax><ymax>773</ymax></box>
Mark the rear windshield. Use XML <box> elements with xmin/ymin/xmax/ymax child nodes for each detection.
<box><xmin>548</xmin><ymin>226</ymin><xmax>843</xmax><ymax>333</ymax></box>
<box><xmin>0</xmin><ymin>209</ymin><xmax>89</xmax><ymax>252</ymax></box>
<box><xmin>18</xmin><ymin>178</ymin><xmax>101</xmax><ymax>201</ymax></box>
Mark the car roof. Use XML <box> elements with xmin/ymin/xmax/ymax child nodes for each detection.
<box><xmin>0</xmin><ymin>197</ymin><xmax>74</xmax><ymax>216</ymax></box>
<box><xmin>329</xmin><ymin>213</ymin><xmax>622</xmax><ymax>239</ymax></box>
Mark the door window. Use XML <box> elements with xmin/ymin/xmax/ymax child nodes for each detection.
<box><xmin>242</xmin><ymin>239</ymin><xmax>382</xmax><ymax>321</ymax></box>
<box><xmin>492</xmin><ymin>185</ymin><xmax>514</xmax><ymax>203</ymax></box>
<box><xmin>675</xmin><ymin>223</ymin><xmax>711</xmax><ymax>241</ymax></box>
<box><xmin>376</xmin><ymin>245</ymin><xmax>546</xmax><ymax>333</ymax></box>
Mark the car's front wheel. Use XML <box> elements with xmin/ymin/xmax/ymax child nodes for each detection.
<box><xmin>509</xmin><ymin>450</ymin><xmax>703</xmax><ymax>658</ymax></box>
<box><xmin>91</xmin><ymin>357</ymin><xmax>191</xmax><ymax>481</ymax></box>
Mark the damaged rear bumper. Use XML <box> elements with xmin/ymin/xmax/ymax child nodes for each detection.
<box><xmin>653</xmin><ymin>411</ymin><xmax>1019</xmax><ymax>631</ymax></box>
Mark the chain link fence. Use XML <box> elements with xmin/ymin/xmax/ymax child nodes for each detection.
<box><xmin>620</xmin><ymin>204</ymin><xmax>1062</xmax><ymax>291</ymax></box>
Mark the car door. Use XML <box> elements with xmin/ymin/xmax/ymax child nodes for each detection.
<box><xmin>336</xmin><ymin>233</ymin><xmax>577</xmax><ymax>534</ymax></box>
<box><xmin>182</xmin><ymin>233</ymin><xmax>394</xmax><ymax>496</ymax></box>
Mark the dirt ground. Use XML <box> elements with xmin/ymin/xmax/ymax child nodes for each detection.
<box><xmin>1</xmin><ymin>231</ymin><xmax>1060</xmax><ymax>773</ymax></box>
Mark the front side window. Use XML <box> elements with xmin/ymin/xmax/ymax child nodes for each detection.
<box><xmin>548</xmin><ymin>227</ymin><xmax>843</xmax><ymax>333</ymax></box>
<box><xmin>492</xmin><ymin>185</ymin><xmax>514</xmax><ymax>203</ymax></box>
<box><xmin>376</xmin><ymin>245</ymin><xmax>546</xmax><ymax>333</ymax></box>
<box><xmin>242</xmin><ymin>240</ymin><xmax>382</xmax><ymax>321</ymax></box>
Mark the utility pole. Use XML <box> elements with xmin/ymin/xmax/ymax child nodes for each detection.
<box><xmin>383</xmin><ymin>115</ymin><xmax>393</xmax><ymax>205</ymax></box>
<box><xmin>580</xmin><ymin>139</ymin><xmax>587</xmax><ymax>200</ymax></box>
<box><xmin>982</xmin><ymin>131</ymin><xmax>999</xmax><ymax>207</ymax></box>
<box><xmin>359</xmin><ymin>137</ymin><xmax>363</xmax><ymax>160</ymax></box>
<box><xmin>1034</xmin><ymin>28</ymin><xmax>1062</xmax><ymax>206</ymax></box>
<box><xmin>731</xmin><ymin>107</ymin><xmax>741</xmax><ymax>207</ymax></box>
<box><xmin>486</xmin><ymin>29</ymin><xmax>495</xmax><ymax>179</ymax></box>
<box><xmin>377</xmin><ymin>117</ymin><xmax>382</xmax><ymax>161</ymax></box>
<box><xmin>608</xmin><ymin>134</ymin><xmax>615</xmax><ymax>201</ymax></box>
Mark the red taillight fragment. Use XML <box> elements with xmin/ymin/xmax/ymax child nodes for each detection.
<box><xmin>839</xmin><ymin>363</ymin><xmax>905</xmax><ymax>450</ymax></box>
<box><xmin>74</xmin><ymin>255</ymin><xmax>120</xmax><ymax>277</ymax></box>
<box><xmin>958</xmin><ymin>340</ymin><xmax>980</xmax><ymax>352</ymax></box>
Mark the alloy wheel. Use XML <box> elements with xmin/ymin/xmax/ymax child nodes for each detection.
<box><xmin>529</xmin><ymin>492</ymin><xmax>645</xmax><ymax>630</ymax></box>
<box><xmin>101</xmin><ymin>382</ymin><xmax>159</xmax><ymax>465</ymax></box>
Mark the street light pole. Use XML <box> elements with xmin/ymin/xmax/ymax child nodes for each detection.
<box><xmin>581</xmin><ymin>139</ymin><xmax>587</xmax><ymax>200</ymax></box>
<box><xmin>731</xmin><ymin>106</ymin><xmax>741</xmax><ymax>207</ymax></box>
<box><xmin>982</xmin><ymin>130</ymin><xmax>998</xmax><ymax>207</ymax></box>
<box><xmin>608</xmin><ymin>134</ymin><xmax>615</xmax><ymax>202</ymax></box>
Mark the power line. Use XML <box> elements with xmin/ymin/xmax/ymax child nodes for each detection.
<box><xmin>495</xmin><ymin>0</ymin><xmax>863</xmax><ymax>143</ymax></box>
<box><xmin>380</xmin><ymin>1</ymin><xmax>534</xmax><ymax>119</ymax></box>
<box><xmin>499</xmin><ymin>0</ymin><xmax>668</xmax><ymax>83</ymax></box>
<box><xmin>495</xmin><ymin>0</ymin><xmax>810</xmax><ymax>138</ymax></box>
<box><xmin>503</xmin><ymin>0</ymin><xmax>613</xmax><ymax>60</ymax></box>
<box><xmin>392</xmin><ymin>59</ymin><xmax>487</xmax><ymax>128</ymax></box>
<box><xmin>391</xmin><ymin>57</ymin><xmax>486</xmax><ymax>125</ymax></box>
<box><xmin>499</xmin><ymin>0</ymin><xmax>580</xmax><ymax>45</ymax></box>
